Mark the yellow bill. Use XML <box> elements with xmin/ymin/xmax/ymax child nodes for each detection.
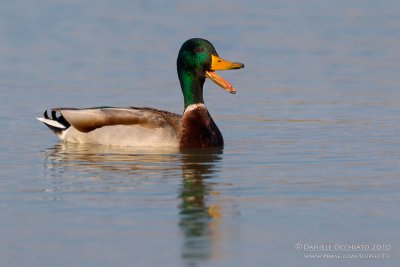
<box><xmin>206</xmin><ymin>55</ymin><xmax>244</xmax><ymax>94</ymax></box>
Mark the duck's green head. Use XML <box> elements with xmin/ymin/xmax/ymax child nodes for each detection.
<box><xmin>177</xmin><ymin>38</ymin><xmax>244</xmax><ymax>109</ymax></box>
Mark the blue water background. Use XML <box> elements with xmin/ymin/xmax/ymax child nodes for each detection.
<box><xmin>0</xmin><ymin>1</ymin><xmax>399</xmax><ymax>266</ymax></box>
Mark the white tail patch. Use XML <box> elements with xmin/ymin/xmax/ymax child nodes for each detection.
<box><xmin>36</xmin><ymin>117</ymin><xmax>66</xmax><ymax>129</ymax></box>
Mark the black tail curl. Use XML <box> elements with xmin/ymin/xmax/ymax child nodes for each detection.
<box><xmin>44</xmin><ymin>109</ymin><xmax>71</xmax><ymax>129</ymax></box>
<box><xmin>41</xmin><ymin>109</ymin><xmax>71</xmax><ymax>136</ymax></box>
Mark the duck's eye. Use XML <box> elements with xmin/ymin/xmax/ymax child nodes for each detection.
<box><xmin>194</xmin><ymin>47</ymin><xmax>204</xmax><ymax>53</ymax></box>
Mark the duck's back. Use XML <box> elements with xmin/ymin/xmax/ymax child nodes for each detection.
<box><xmin>38</xmin><ymin>107</ymin><xmax>182</xmax><ymax>147</ymax></box>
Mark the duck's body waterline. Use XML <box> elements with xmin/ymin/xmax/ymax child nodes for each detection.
<box><xmin>61</xmin><ymin>124</ymin><xmax>179</xmax><ymax>147</ymax></box>
<box><xmin>37</xmin><ymin>38</ymin><xmax>244</xmax><ymax>148</ymax></box>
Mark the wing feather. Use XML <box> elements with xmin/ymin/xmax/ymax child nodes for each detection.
<box><xmin>54</xmin><ymin>107</ymin><xmax>182</xmax><ymax>133</ymax></box>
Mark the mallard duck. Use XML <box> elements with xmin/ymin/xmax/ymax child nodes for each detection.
<box><xmin>37</xmin><ymin>38</ymin><xmax>244</xmax><ymax>148</ymax></box>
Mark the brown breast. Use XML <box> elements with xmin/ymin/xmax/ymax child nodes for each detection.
<box><xmin>179</xmin><ymin>104</ymin><xmax>224</xmax><ymax>148</ymax></box>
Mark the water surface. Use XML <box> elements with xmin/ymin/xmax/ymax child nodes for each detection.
<box><xmin>0</xmin><ymin>1</ymin><xmax>399</xmax><ymax>266</ymax></box>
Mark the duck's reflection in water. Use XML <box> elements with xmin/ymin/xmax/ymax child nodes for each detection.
<box><xmin>42</xmin><ymin>143</ymin><xmax>181</xmax><ymax>173</ymax></box>
<box><xmin>179</xmin><ymin>149</ymin><xmax>223</xmax><ymax>265</ymax></box>
<box><xmin>42</xmin><ymin>143</ymin><xmax>224</xmax><ymax>265</ymax></box>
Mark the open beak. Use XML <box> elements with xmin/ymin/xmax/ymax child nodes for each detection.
<box><xmin>205</xmin><ymin>55</ymin><xmax>244</xmax><ymax>94</ymax></box>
